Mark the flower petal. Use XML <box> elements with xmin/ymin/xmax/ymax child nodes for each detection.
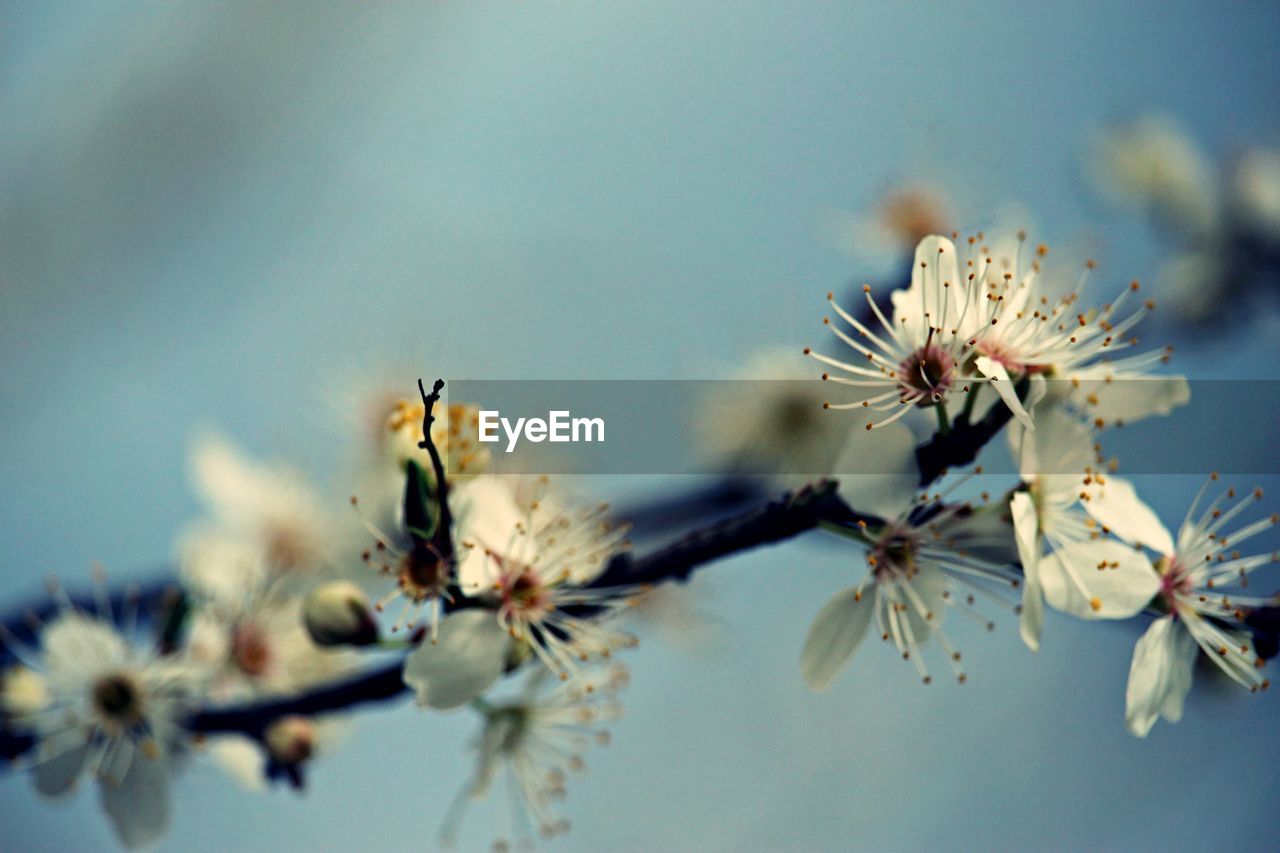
<box><xmin>1041</xmin><ymin>539</ymin><xmax>1160</xmax><ymax>620</ymax></box>
<box><xmin>32</xmin><ymin>739</ymin><xmax>89</xmax><ymax>797</ymax></box>
<box><xmin>42</xmin><ymin>613</ymin><xmax>129</xmax><ymax>685</ymax></box>
<box><xmin>402</xmin><ymin>610</ymin><xmax>508</xmax><ymax>710</ymax></box>
<box><xmin>1124</xmin><ymin>615</ymin><xmax>1198</xmax><ymax>737</ymax></box>
<box><xmin>1083</xmin><ymin>476</ymin><xmax>1175</xmax><ymax>555</ymax></box>
<box><xmin>209</xmin><ymin>736</ymin><xmax>267</xmax><ymax>791</ymax></box>
<box><xmin>975</xmin><ymin>356</ymin><xmax>1033</xmax><ymax>430</ymax></box>
<box><xmin>99</xmin><ymin>747</ymin><xmax>173</xmax><ymax>849</ymax></box>
<box><xmin>1010</xmin><ymin>492</ymin><xmax>1043</xmax><ymax>652</ymax></box>
<box><xmin>800</xmin><ymin>585</ymin><xmax>874</xmax><ymax>692</ymax></box>
<box><xmin>1069</xmin><ymin>373</ymin><xmax>1190</xmax><ymax>426</ymax></box>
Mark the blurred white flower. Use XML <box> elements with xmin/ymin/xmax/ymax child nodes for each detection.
<box><xmin>803</xmin><ymin>424</ymin><xmax>1020</xmax><ymax>689</ymax></box>
<box><xmin>179</xmin><ymin>432</ymin><xmax>348</xmax><ymax>589</ymax></box>
<box><xmin>1008</xmin><ymin>405</ymin><xmax>1163</xmax><ymax>650</ymax></box>
<box><xmin>9</xmin><ymin>609</ymin><xmax>209</xmax><ymax>849</ymax></box>
<box><xmin>1117</xmin><ymin>477</ymin><xmax>1278</xmax><ymax>736</ymax></box>
<box><xmin>178</xmin><ymin>531</ymin><xmax>354</xmax><ymax>789</ymax></box>
<box><xmin>817</xmin><ymin>183</ymin><xmax>952</xmax><ymax>269</ymax></box>
<box><xmin>382</xmin><ymin>397</ymin><xmax>491</xmax><ymax>482</ymax></box>
<box><xmin>1088</xmin><ymin>113</ymin><xmax>1218</xmax><ymax>238</ymax></box>
<box><xmin>440</xmin><ymin>665</ymin><xmax>628</xmax><ymax>849</ymax></box>
<box><xmin>694</xmin><ymin>346</ymin><xmax>854</xmax><ymax>487</ymax></box>
<box><xmin>1230</xmin><ymin>147</ymin><xmax>1280</xmax><ymax>244</ymax></box>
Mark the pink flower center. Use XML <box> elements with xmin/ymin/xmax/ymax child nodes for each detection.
<box><xmin>897</xmin><ymin>343</ymin><xmax>954</xmax><ymax>403</ymax></box>
<box><xmin>498</xmin><ymin>566</ymin><xmax>553</xmax><ymax>622</ymax></box>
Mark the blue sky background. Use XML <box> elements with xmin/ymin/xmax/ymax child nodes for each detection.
<box><xmin>2</xmin><ymin>1</ymin><xmax>1279</xmax><ymax>850</ymax></box>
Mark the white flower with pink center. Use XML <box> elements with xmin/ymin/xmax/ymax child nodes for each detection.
<box><xmin>803</xmin><ymin>428</ymin><xmax>1021</xmax><ymax>690</ymax></box>
<box><xmin>807</xmin><ymin>235</ymin><xmax>980</xmax><ymax>430</ymax></box>
<box><xmin>949</xmin><ymin>233</ymin><xmax>1188</xmax><ymax>429</ymax></box>
<box><xmin>1114</xmin><ymin>476</ymin><xmax>1279</xmax><ymax>736</ymax></box>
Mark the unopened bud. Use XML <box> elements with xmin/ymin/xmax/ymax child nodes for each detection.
<box><xmin>0</xmin><ymin>665</ymin><xmax>50</xmax><ymax>717</ymax></box>
<box><xmin>303</xmin><ymin>581</ymin><xmax>378</xmax><ymax>647</ymax></box>
<box><xmin>264</xmin><ymin>715</ymin><xmax>316</xmax><ymax>767</ymax></box>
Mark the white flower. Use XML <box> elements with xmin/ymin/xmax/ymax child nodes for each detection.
<box><xmin>179</xmin><ymin>432</ymin><xmax>346</xmax><ymax>587</ymax></box>
<box><xmin>1116</xmin><ymin>477</ymin><xmax>1279</xmax><ymax>736</ymax></box>
<box><xmin>694</xmin><ymin>346</ymin><xmax>855</xmax><ymax>486</ymax></box>
<box><xmin>811</xmin><ymin>232</ymin><xmax>1187</xmax><ymax>434</ymax></box>
<box><xmin>809</xmin><ymin>235</ymin><xmax>979</xmax><ymax>431</ymax></box>
<box><xmin>8</xmin><ymin>609</ymin><xmax>209</xmax><ymax>849</ymax></box>
<box><xmin>383</xmin><ymin>396</ymin><xmax>491</xmax><ymax>482</ymax></box>
<box><xmin>180</xmin><ymin>542</ymin><xmax>350</xmax><ymax>701</ymax></box>
<box><xmin>945</xmin><ymin>234</ymin><xmax>1187</xmax><ymax>429</ymax></box>
<box><xmin>402</xmin><ymin>477</ymin><xmax>637</xmax><ymax>708</ymax></box>
<box><xmin>1230</xmin><ymin>147</ymin><xmax>1280</xmax><ymax>243</ymax></box>
<box><xmin>816</xmin><ymin>182</ymin><xmax>952</xmax><ymax>269</ymax></box>
<box><xmin>350</xmin><ymin>466</ymin><xmax>524</xmax><ymax>639</ymax></box>
<box><xmin>803</xmin><ymin>428</ymin><xmax>1021</xmax><ymax>689</ymax></box>
<box><xmin>1008</xmin><ymin>404</ymin><xmax>1163</xmax><ymax>651</ymax></box>
<box><xmin>1087</xmin><ymin>113</ymin><xmax>1218</xmax><ymax>238</ymax></box>
<box><xmin>440</xmin><ymin>665</ymin><xmax>628</xmax><ymax>849</ymax></box>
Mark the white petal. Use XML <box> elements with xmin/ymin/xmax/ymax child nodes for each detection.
<box><xmin>32</xmin><ymin>739</ymin><xmax>90</xmax><ymax>797</ymax></box>
<box><xmin>800</xmin><ymin>585</ymin><xmax>874</xmax><ymax>691</ymax></box>
<box><xmin>42</xmin><ymin>614</ymin><xmax>129</xmax><ymax>684</ymax></box>
<box><xmin>1010</xmin><ymin>492</ymin><xmax>1043</xmax><ymax>652</ymax></box>
<box><xmin>975</xmin><ymin>356</ymin><xmax>1033</xmax><ymax>429</ymax></box>
<box><xmin>1041</xmin><ymin>540</ymin><xmax>1160</xmax><ymax>620</ymax></box>
<box><xmin>1069</xmin><ymin>373</ymin><xmax>1190</xmax><ymax>425</ymax></box>
<box><xmin>1010</xmin><ymin>403</ymin><xmax>1094</xmax><ymax>481</ymax></box>
<box><xmin>1083</xmin><ymin>477</ymin><xmax>1175</xmax><ymax>555</ymax></box>
<box><xmin>99</xmin><ymin>748</ymin><xmax>173</xmax><ymax>849</ymax></box>
<box><xmin>1124</xmin><ymin>615</ymin><xmax>1198</xmax><ymax>737</ymax></box>
<box><xmin>892</xmin><ymin>234</ymin><xmax>960</xmax><ymax>338</ymax></box>
<box><xmin>209</xmin><ymin>736</ymin><xmax>267</xmax><ymax>791</ymax></box>
<box><xmin>833</xmin><ymin>421</ymin><xmax>919</xmax><ymax>520</ymax></box>
<box><xmin>401</xmin><ymin>610</ymin><xmax>508</xmax><ymax>710</ymax></box>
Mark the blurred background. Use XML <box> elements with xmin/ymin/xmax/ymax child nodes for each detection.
<box><xmin>2</xmin><ymin>1</ymin><xmax>1279</xmax><ymax>850</ymax></box>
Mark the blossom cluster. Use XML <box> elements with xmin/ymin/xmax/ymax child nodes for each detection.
<box><xmin>1</xmin><ymin>231</ymin><xmax>1277</xmax><ymax>850</ymax></box>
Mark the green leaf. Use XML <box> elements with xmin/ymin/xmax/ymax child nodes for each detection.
<box><xmin>403</xmin><ymin>459</ymin><xmax>436</xmax><ymax>544</ymax></box>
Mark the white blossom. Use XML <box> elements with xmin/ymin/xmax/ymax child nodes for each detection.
<box><xmin>695</xmin><ymin>346</ymin><xmax>855</xmax><ymax>486</ymax></box>
<box><xmin>803</xmin><ymin>425</ymin><xmax>1020</xmax><ymax>689</ymax></box>
<box><xmin>1007</xmin><ymin>404</ymin><xmax>1163</xmax><ymax>650</ymax></box>
<box><xmin>5</xmin><ymin>606</ymin><xmax>210</xmax><ymax>849</ymax></box>
<box><xmin>1115</xmin><ymin>477</ymin><xmax>1279</xmax><ymax>736</ymax></box>
<box><xmin>440</xmin><ymin>665</ymin><xmax>628</xmax><ymax>849</ymax></box>
<box><xmin>1087</xmin><ymin>113</ymin><xmax>1218</xmax><ymax>238</ymax></box>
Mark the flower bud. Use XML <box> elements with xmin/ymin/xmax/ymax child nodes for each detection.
<box><xmin>264</xmin><ymin>715</ymin><xmax>316</xmax><ymax>767</ymax></box>
<box><xmin>303</xmin><ymin>581</ymin><xmax>378</xmax><ymax>647</ymax></box>
<box><xmin>0</xmin><ymin>665</ymin><xmax>50</xmax><ymax>717</ymax></box>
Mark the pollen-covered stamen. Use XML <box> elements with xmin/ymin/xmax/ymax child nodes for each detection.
<box><xmin>496</xmin><ymin>560</ymin><xmax>555</xmax><ymax>624</ymax></box>
<box><xmin>897</xmin><ymin>337</ymin><xmax>955</xmax><ymax>404</ymax></box>
<box><xmin>1157</xmin><ymin>556</ymin><xmax>1195</xmax><ymax>614</ymax></box>
<box><xmin>230</xmin><ymin>621</ymin><xmax>273</xmax><ymax>678</ymax></box>
<box><xmin>91</xmin><ymin>672</ymin><xmax>144</xmax><ymax>728</ymax></box>
<box><xmin>351</xmin><ymin>494</ymin><xmax>455</xmax><ymax>637</ymax></box>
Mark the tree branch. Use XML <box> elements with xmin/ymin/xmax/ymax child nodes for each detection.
<box><xmin>183</xmin><ymin>483</ymin><xmax>873</xmax><ymax>738</ymax></box>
